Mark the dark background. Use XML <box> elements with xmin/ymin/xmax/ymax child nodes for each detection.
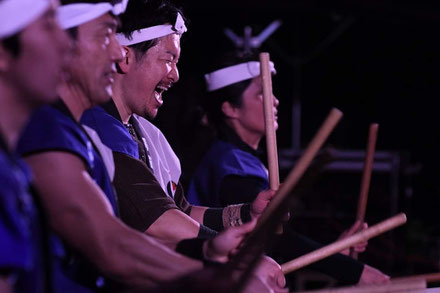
<box><xmin>154</xmin><ymin>0</ymin><xmax>440</xmax><ymax>283</ymax></box>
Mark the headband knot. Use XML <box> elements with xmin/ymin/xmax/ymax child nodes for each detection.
<box><xmin>115</xmin><ymin>12</ymin><xmax>187</xmax><ymax>46</ymax></box>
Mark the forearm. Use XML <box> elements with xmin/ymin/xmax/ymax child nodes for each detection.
<box><xmin>189</xmin><ymin>175</ymin><xmax>260</xmax><ymax>231</ymax></box>
<box><xmin>146</xmin><ymin>208</ymin><xmax>216</xmax><ymax>247</ymax></box>
<box><xmin>198</xmin><ymin>204</ymin><xmax>252</xmax><ymax>232</ymax></box>
<box><xmin>26</xmin><ymin>153</ymin><xmax>202</xmax><ymax>289</ymax></box>
<box><xmin>46</xmin><ymin>191</ymin><xmax>201</xmax><ymax>288</ymax></box>
<box><xmin>105</xmin><ymin>219</ymin><xmax>203</xmax><ymax>288</ymax></box>
<box><xmin>190</xmin><ymin>204</ymin><xmax>252</xmax><ymax>231</ymax></box>
<box><xmin>189</xmin><ymin>205</ymin><xmax>208</xmax><ymax>224</ymax></box>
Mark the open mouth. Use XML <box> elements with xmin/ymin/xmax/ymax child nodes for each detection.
<box><xmin>154</xmin><ymin>84</ymin><xmax>170</xmax><ymax>104</ymax></box>
<box><xmin>105</xmin><ymin>64</ymin><xmax>117</xmax><ymax>84</ymax></box>
<box><xmin>105</xmin><ymin>73</ymin><xmax>115</xmax><ymax>85</ymax></box>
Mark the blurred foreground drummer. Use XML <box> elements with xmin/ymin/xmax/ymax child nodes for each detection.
<box><xmin>0</xmin><ymin>0</ymin><xmax>70</xmax><ymax>292</ymax></box>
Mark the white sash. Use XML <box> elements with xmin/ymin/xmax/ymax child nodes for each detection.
<box><xmin>131</xmin><ymin>115</ymin><xmax>181</xmax><ymax>198</ymax></box>
<box><xmin>82</xmin><ymin>124</ymin><xmax>115</xmax><ymax>181</ymax></box>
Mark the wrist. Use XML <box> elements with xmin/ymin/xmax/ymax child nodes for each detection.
<box><xmin>222</xmin><ymin>204</ymin><xmax>245</xmax><ymax>228</ymax></box>
<box><xmin>202</xmin><ymin>239</ymin><xmax>227</xmax><ymax>263</ymax></box>
<box><xmin>241</xmin><ymin>203</ymin><xmax>252</xmax><ymax>222</ymax></box>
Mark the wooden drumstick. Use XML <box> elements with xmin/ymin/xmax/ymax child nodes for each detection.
<box><xmin>255</xmin><ymin>108</ymin><xmax>343</xmax><ymax>230</ymax></box>
<box><xmin>295</xmin><ymin>279</ymin><xmax>426</xmax><ymax>293</ymax></box>
<box><xmin>260</xmin><ymin>52</ymin><xmax>282</xmax><ymax>233</ymax></box>
<box><xmin>230</xmin><ymin>109</ymin><xmax>343</xmax><ymax>292</ymax></box>
<box><xmin>281</xmin><ymin>213</ymin><xmax>407</xmax><ymax>274</ymax></box>
<box><xmin>392</xmin><ymin>272</ymin><xmax>440</xmax><ymax>284</ymax></box>
<box><xmin>260</xmin><ymin>52</ymin><xmax>279</xmax><ymax>191</ymax></box>
<box><xmin>351</xmin><ymin>123</ymin><xmax>379</xmax><ymax>258</ymax></box>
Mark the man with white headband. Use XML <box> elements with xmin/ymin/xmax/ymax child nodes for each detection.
<box><xmin>0</xmin><ymin>0</ymin><xmax>70</xmax><ymax>292</ymax></box>
<box><xmin>81</xmin><ymin>0</ymin><xmax>287</xmax><ymax>291</ymax></box>
<box><xmin>187</xmin><ymin>51</ymin><xmax>391</xmax><ymax>288</ymax></box>
<box><xmin>82</xmin><ymin>0</ymin><xmax>278</xmax><ymax>246</ymax></box>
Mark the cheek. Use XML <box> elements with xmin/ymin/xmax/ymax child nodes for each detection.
<box><xmin>251</xmin><ymin>99</ymin><xmax>265</xmax><ymax>122</ymax></box>
<box><xmin>254</xmin><ymin>101</ymin><xmax>267</xmax><ymax>131</ymax></box>
<box><xmin>129</xmin><ymin>72</ymin><xmax>153</xmax><ymax>107</ymax></box>
<box><xmin>240</xmin><ymin>102</ymin><xmax>265</xmax><ymax>130</ymax></box>
<box><xmin>135</xmin><ymin>64</ymin><xmax>155</xmax><ymax>86</ymax></box>
<box><xmin>84</xmin><ymin>43</ymin><xmax>106</xmax><ymax>69</ymax></box>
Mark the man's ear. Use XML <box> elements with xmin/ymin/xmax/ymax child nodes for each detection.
<box><xmin>116</xmin><ymin>46</ymin><xmax>133</xmax><ymax>74</ymax></box>
<box><xmin>221</xmin><ymin>101</ymin><xmax>239</xmax><ymax>119</ymax></box>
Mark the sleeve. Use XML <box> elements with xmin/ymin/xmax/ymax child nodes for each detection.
<box><xmin>112</xmin><ymin>152</ymin><xmax>180</xmax><ymax>232</ymax></box>
<box><xmin>174</xmin><ymin>183</ymin><xmax>192</xmax><ymax>214</ymax></box>
<box><xmin>273</xmin><ymin>229</ymin><xmax>364</xmax><ymax>285</ymax></box>
<box><xmin>219</xmin><ymin>175</ymin><xmax>268</xmax><ymax>206</ymax></box>
<box><xmin>17</xmin><ymin>108</ymin><xmax>90</xmax><ymax>166</ymax></box>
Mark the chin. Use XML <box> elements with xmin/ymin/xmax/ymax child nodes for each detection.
<box><xmin>143</xmin><ymin>107</ymin><xmax>158</xmax><ymax>120</ymax></box>
<box><xmin>105</xmin><ymin>85</ymin><xmax>113</xmax><ymax>97</ymax></box>
<box><xmin>92</xmin><ymin>92</ymin><xmax>112</xmax><ymax>107</ymax></box>
<box><xmin>144</xmin><ymin>112</ymin><xmax>156</xmax><ymax>120</ymax></box>
<box><xmin>40</xmin><ymin>89</ymin><xmax>59</xmax><ymax>103</ymax></box>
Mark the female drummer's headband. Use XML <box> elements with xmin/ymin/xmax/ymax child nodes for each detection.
<box><xmin>115</xmin><ymin>12</ymin><xmax>187</xmax><ymax>46</ymax></box>
<box><xmin>57</xmin><ymin>0</ymin><xmax>128</xmax><ymax>30</ymax></box>
<box><xmin>0</xmin><ymin>0</ymin><xmax>51</xmax><ymax>39</ymax></box>
<box><xmin>205</xmin><ymin>61</ymin><xmax>276</xmax><ymax>92</ymax></box>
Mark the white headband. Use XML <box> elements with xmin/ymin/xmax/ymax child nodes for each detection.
<box><xmin>115</xmin><ymin>12</ymin><xmax>187</xmax><ymax>46</ymax></box>
<box><xmin>0</xmin><ymin>0</ymin><xmax>50</xmax><ymax>39</ymax></box>
<box><xmin>57</xmin><ymin>0</ymin><xmax>128</xmax><ymax>30</ymax></box>
<box><xmin>205</xmin><ymin>61</ymin><xmax>276</xmax><ymax>92</ymax></box>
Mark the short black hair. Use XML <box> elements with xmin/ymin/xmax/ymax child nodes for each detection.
<box><xmin>0</xmin><ymin>0</ymin><xmax>21</xmax><ymax>57</ymax></box>
<box><xmin>118</xmin><ymin>0</ymin><xmax>187</xmax><ymax>59</ymax></box>
<box><xmin>203</xmin><ymin>51</ymin><xmax>260</xmax><ymax>131</ymax></box>
<box><xmin>1</xmin><ymin>34</ymin><xmax>21</xmax><ymax>57</ymax></box>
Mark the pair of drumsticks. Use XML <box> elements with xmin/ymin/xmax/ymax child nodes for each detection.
<box><xmin>261</xmin><ymin>52</ymin><xmax>383</xmax><ymax>265</ymax></box>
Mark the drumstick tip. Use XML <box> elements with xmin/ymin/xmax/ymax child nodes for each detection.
<box><xmin>397</xmin><ymin>212</ymin><xmax>407</xmax><ymax>223</ymax></box>
<box><xmin>330</xmin><ymin>107</ymin><xmax>343</xmax><ymax>118</ymax></box>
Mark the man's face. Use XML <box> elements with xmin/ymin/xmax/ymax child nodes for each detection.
<box><xmin>124</xmin><ymin>33</ymin><xmax>181</xmax><ymax>120</ymax></box>
<box><xmin>234</xmin><ymin>76</ymin><xmax>279</xmax><ymax>137</ymax></box>
<box><xmin>4</xmin><ymin>3</ymin><xmax>70</xmax><ymax>106</ymax></box>
<box><xmin>69</xmin><ymin>13</ymin><xmax>123</xmax><ymax>107</ymax></box>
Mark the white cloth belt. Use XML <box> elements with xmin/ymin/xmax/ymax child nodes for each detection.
<box><xmin>131</xmin><ymin>114</ymin><xmax>181</xmax><ymax>198</ymax></box>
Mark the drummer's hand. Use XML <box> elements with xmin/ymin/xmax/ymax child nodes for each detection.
<box><xmin>250</xmin><ymin>189</ymin><xmax>277</xmax><ymax>220</ymax></box>
<box><xmin>358</xmin><ymin>264</ymin><xmax>390</xmax><ymax>285</ymax></box>
<box><xmin>203</xmin><ymin>219</ymin><xmax>256</xmax><ymax>263</ymax></box>
<box><xmin>338</xmin><ymin>221</ymin><xmax>368</xmax><ymax>255</ymax></box>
